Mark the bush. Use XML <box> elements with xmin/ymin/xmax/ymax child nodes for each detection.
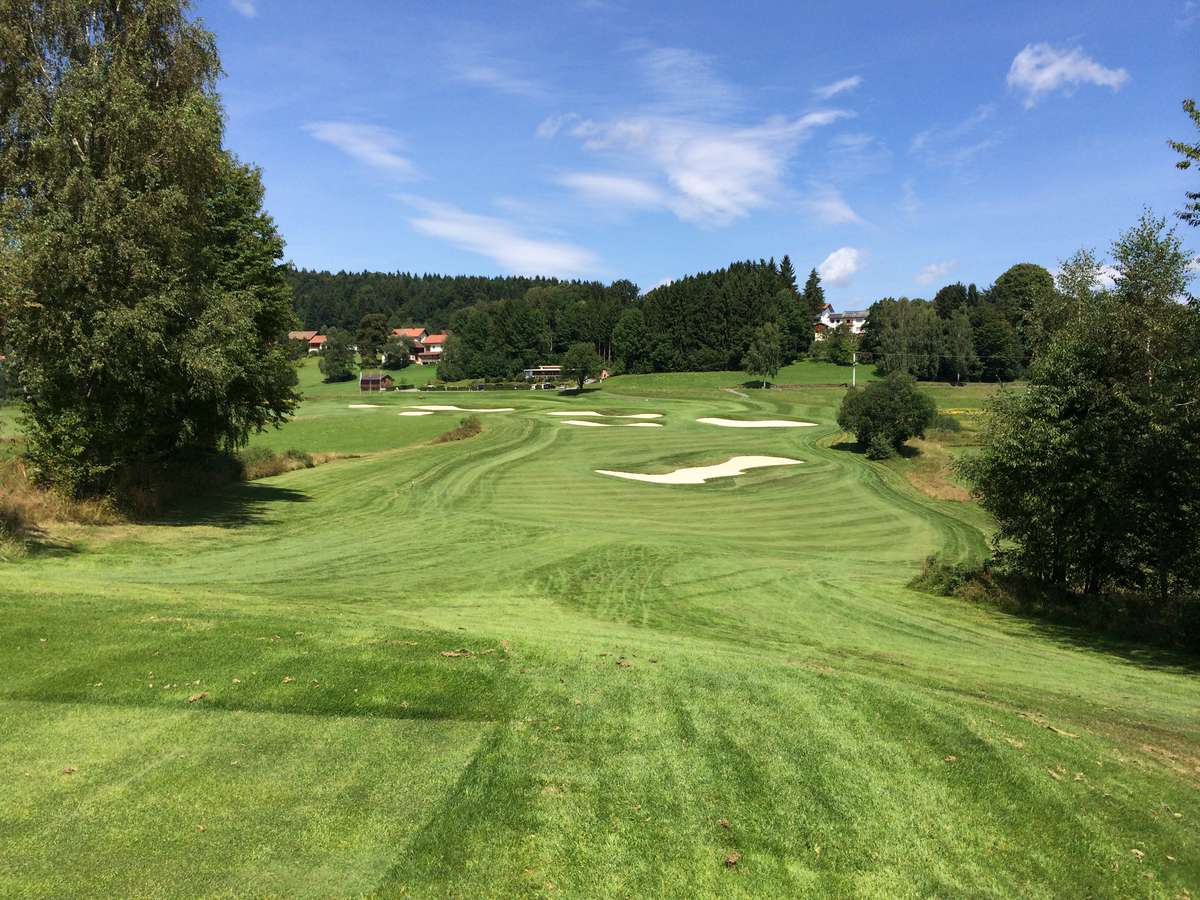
<box><xmin>237</xmin><ymin>447</ymin><xmax>316</xmax><ymax>481</ymax></box>
<box><xmin>931</xmin><ymin>413</ymin><xmax>962</xmax><ymax>433</ymax></box>
<box><xmin>837</xmin><ymin>372</ymin><xmax>936</xmax><ymax>457</ymax></box>
<box><xmin>432</xmin><ymin>416</ymin><xmax>482</xmax><ymax>444</ymax></box>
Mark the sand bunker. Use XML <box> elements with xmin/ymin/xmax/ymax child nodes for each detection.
<box><xmin>411</xmin><ymin>405</ymin><xmax>514</xmax><ymax>413</ymax></box>
<box><xmin>348</xmin><ymin>404</ymin><xmax>383</xmax><ymax>409</ymax></box>
<box><xmin>547</xmin><ymin>411</ymin><xmax>663</xmax><ymax>419</ymax></box>
<box><xmin>397</xmin><ymin>411</ymin><xmax>434</xmax><ymax>417</ymax></box>
<box><xmin>596</xmin><ymin>455</ymin><xmax>801</xmax><ymax>485</ymax></box>
<box><xmin>696</xmin><ymin>417</ymin><xmax>817</xmax><ymax>428</ymax></box>
<box><xmin>562</xmin><ymin>420</ymin><xmax>662</xmax><ymax>428</ymax></box>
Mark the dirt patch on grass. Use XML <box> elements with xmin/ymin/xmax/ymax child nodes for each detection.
<box><xmin>888</xmin><ymin>438</ymin><xmax>971</xmax><ymax>501</ymax></box>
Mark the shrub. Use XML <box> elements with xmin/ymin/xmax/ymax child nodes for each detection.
<box><xmin>433</xmin><ymin>416</ymin><xmax>482</xmax><ymax>444</ymax></box>
<box><xmin>237</xmin><ymin>447</ymin><xmax>316</xmax><ymax>481</ymax></box>
<box><xmin>931</xmin><ymin>413</ymin><xmax>962</xmax><ymax>433</ymax></box>
<box><xmin>837</xmin><ymin>372</ymin><xmax>936</xmax><ymax>457</ymax></box>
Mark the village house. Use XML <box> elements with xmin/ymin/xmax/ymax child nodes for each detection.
<box><xmin>417</xmin><ymin>333</ymin><xmax>447</xmax><ymax>365</ymax></box>
<box><xmin>814</xmin><ymin>304</ymin><xmax>868</xmax><ymax>339</ymax></box>
<box><xmin>391</xmin><ymin>327</ymin><xmax>429</xmax><ymax>364</ymax></box>
<box><xmin>307</xmin><ymin>334</ymin><xmax>327</xmax><ymax>353</ymax></box>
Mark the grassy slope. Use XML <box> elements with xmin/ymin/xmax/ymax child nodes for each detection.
<box><xmin>1</xmin><ymin>376</ymin><xmax>1197</xmax><ymax>898</ymax></box>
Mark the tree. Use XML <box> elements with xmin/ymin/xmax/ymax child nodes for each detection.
<box><xmin>990</xmin><ymin>263</ymin><xmax>1055</xmax><ymax>355</ymax></box>
<box><xmin>319</xmin><ymin>329</ymin><xmax>357</xmax><ymax>382</ymax></box>
<box><xmin>744</xmin><ymin>322</ymin><xmax>783</xmax><ymax>388</ymax></box>
<box><xmin>961</xmin><ymin>214</ymin><xmax>1200</xmax><ymax>600</ymax></box>
<box><xmin>1169</xmin><ymin>98</ymin><xmax>1200</xmax><ymax>227</ymax></box>
<box><xmin>824</xmin><ymin>322</ymin><xmax>856</xmax><ymax>366</ymax></box>
<box><xmin>562</xmin><ymin>342</ymin><xmax>602</xmax><ymax>392</ymax></box>
<box><xmin>612</xmin><ymin>306</ymin><xmax>649</xmax><ymax>373</ymax></box>
<box><xmin>778</xmin><ymin>255</ymin><xmax>799</xmax><ymax>295</ymax></box>
<box><xmin>970</xmin><ymin>306</ymin><xmax>1024</xmax><ymax>382</ymax></box>
<box><xmin>0</xmin><ymin>1</ymin><xmax>298</xmax><ymax>496</ymax></box>
<box><xmin>941</xmin><ymin>312</ymin><xmax>979</xmax><ymax>384</ymax></box>
<box><xmin>932</xmin><ymin>282</ymin><xmax>969</xmax><ymax>319</ymax></box>
<box><xmin>779</xmin><ymin>289</ymin><xmax>814</xmax><ymax>362</ymax></box>
<box><xmin>381</xmin><ymin>335</ymin><xmax>413</xmax><ymax>370</ymax></box>
<box><xmin>861</xmin><ymin>297</ymin><xmax>942</xmax><ymax>379</ymax></box>
<box><xmin>837</xmin><ymin>372</ymin><xmax>936</xmax><ymax>459</ymax></box>
<box><xmin>356</xmin><ymin>313</ymin><xmax>389</xmax><ymax>364</ymax></box>
<box><xmin>801</xmin><ymin>268</ymin><xmax>827</xmax><ymax>320</ymax></box>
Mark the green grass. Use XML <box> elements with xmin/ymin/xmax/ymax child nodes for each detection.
<box><xmin>1</xmin><ymin>378</ymin><xmax>1196</xmax><ymax>897</ymax></box>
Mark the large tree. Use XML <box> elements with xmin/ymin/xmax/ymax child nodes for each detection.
<box><xmin>562</xmin><ymin>341</ymin><xmax>601</xmax><ymax>392</ymax></box>
<box><xmin>801</xmin><ymin>268</ymin><xmax>827</xmax><ymax>320</ymax></box>
<box><xmin>356</xmin><ymin>313</ymin><xmax>389</xmax><ymax>364</ymax></box>
<box><xmin>961</xmin><ymin>214</ymin><xmax>1200</xmax><ymax>599</ymax></box>
<box><xmin>0</xmin><ymin>0</ymin><xmax>298</xmax><ymax>495</ymax></box>
<box><xmin>318</xmin><ymin>328</ymin><xmax>356</xmax><ymax>382</ymax></box>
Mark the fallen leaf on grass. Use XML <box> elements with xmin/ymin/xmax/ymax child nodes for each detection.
<box><xmin>61</xmin><ymin>766</ymin><xmax>77</xmax><ymax>775</ymax></box>
<box><xmin>1003</xmin><ymin>737</ymin><xmax>1025</xmax><ymax>749</ymax></box>
<box><xmin>717</xmin><ymin>818</ymin><xmax>731</xmax><ymax>830</ymax></box>
<box><xmin>196</xmin><ymin>824</ymin><xmax>206</xmax><ymax>833</ymax></box>
<box><xmin>1047</xmin><ymin>768</ymin><xmax>1063</xmax><ymax>781</ymax></box>
<box><xmin>541</xmin><ymin>785</ymin><xmax>562</xmax><ymax>794</ymax></box>
<box><xmin>1131</xmin><ymin>848</ymin><xmax>1145</xmax><ymax>861</ymax></box>
<box><xmin>723</xmin><ymin>851</ymin><xmax>741</xmax><ymax>868</ymax></box>
<box><xmin>440</xmin><ymin>649</ymin><xmax>470</xmax><ymax>658</ymax></box>
<box><xmin>232</xmin><ymin>678</ymin><xmax>241</xmax><ymax>684</ymax></box>
<box><xmin>944</xmin><ymin>755</ymin><xmax>958</xmax><ymax>763</ymax></box>
<box><xmin>616</xmin><ymin>658</ymin><xmax>632</xmax><ymax>669</ymax></box>
<box><xmin>188</xmin><ymin>692</ymin><xmax>209</xmax><ymax>703</ymax></box>
<box><xmin>282</xmin><ymin>676</ymin><xmax>294</xmax><ymax>684</ymax></box>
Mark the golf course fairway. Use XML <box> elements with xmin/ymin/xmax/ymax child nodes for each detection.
<box><xmin>1</xmin><ymin>367</ymin><xmax>1196</xmax><ymax>898</ymax></box>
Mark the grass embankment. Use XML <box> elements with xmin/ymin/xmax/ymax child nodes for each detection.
<box><xmin>1</xmin><ymin>379</ymin><xmax>1196</xmax><ymax>897</ymax></box>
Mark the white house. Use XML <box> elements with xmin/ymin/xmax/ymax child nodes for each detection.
<box><xmin>814</xmin><ymin>304</ymin><xmax>868</xmax><ymax>339</ymax></box>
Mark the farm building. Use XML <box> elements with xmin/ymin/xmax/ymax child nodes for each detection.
<box><xmin>814</xmin><ymin>304</ymin><xmax>868</xmax><ymax>339</ymax></box>
<box><xmin>359</xmin><ymin>373</ymin><xmax>394</xmax><ymax>392</ymax></box>
<box><xmin>418</xmin><ymin>333</ymin><xmax>448</xmax><ymax>365</ymax></box>
<box><xmin>307</xmin><ymin>334</ymin><xmax>328</xmax><ymax>353</ymax></box>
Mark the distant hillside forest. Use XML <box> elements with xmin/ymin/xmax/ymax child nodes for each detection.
<box><xmin>287</xmin><ymin>255</ymin><xmax>1084</xmax><ymax>384</ymax></box>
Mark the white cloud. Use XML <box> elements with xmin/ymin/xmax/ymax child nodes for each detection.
<box><xmin>556</xmin><ymin>172</ymin><xmax>668</xmax><ymax>209</ymax></box>
<box><xmin>813</xmin><ymin>76</ymin><xmax>862</xmax><ymax>100</ymax></box>
<box><xmin>536</xmin><ymin>113</ymin><xmax>581</xmax><ymax>140</ymax></box>
<box><xmin>817</xmin><ymin>247</ymin><xmax>862</xmax><ymax>286</ymax></box>
<box><xmin>405</xmin><ymin>199</ymin><xmax>598</xmax><ymax>277</ymax></box>
<box><xmin>305</xmin><ymin>122</ymin><xmax>417</xmax><ymax>178</ymax></box>
<box><xmin>229</xmin><ymin>0</ymin><xmax>256</xmax><ymax>16</ymax></box>
<box><xmin>910</xmin><ymin>104</ymin><xmax>999</xmax><ymax>169</ymax></box>
<box><xmin>805</xmin><ymin>184</ymin><xmax>863</xmax><ymax>225</ymax></box>
<box><xmin>555</xmin><ymin>110</ymin><xmax>849</xmax><ymax>225</ymax></box>
<box><xmin>915</xmin><ymin>260</ymin><xmax>957</xmax><ymax>285</ymax></box>
<box><xmin>1007</xmin><ymin>43</ymin><xmax>1129</xmax><ymax>108</ymax></box>
<box><xmin>899</xmin><ymin>179</ymin><xmax>919</xmax><ymax>215</ymax></box>
<box><xmin>649</xmin><ymin>277</ymin><xmax>674</xmax><ymax>291</ymax></box>
<box><xmin>454</xmin><ymin>63</ymin><xmax>546</xmax><ymax>99</ymax></box>
<box><xmin>639</xmin><ymin>46</ymin><xmax>738</xmax><ymax>114</ymax></box>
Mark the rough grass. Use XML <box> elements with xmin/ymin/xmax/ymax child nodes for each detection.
<box><xmin>432</xmin><ymin>415</ymin><xmax>482</xmax><ymax>444</ymax></box>
<box><xmin>0</xmin><ymin>380</ymin><xmax>1196</xmax><ymax>897</ymax></box>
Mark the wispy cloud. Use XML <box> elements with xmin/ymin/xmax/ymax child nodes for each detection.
<box><xmin>805</xmin><ymin>184</ymin><xmax>863</xmax><ymax>225</ymax></box>
<box><xmin>813</xmin><ymin>75</ymin><xmax>862</xmax><ymax>100</ymax></box>
<box><xmin>818</xmin><ymin>247</ymin><xmax>862</xmax><ymax>286</ymax></box>
<box><xmin>1007</xmin><ymin>43</ymin><xmax>1129</xmax><ymax>108</ymax></box>
<box><xmin>899</xmin><ymin>179</ymin><xmax>919</xmax><ymax>215</ymax></box>
<box><xmin>536</xmin><ymin>113</ymin><xmax>582</xmax><ymax>140</ymax></box>
<box><xmin>554</xmin><ymin>110</ymin><xmax>849</xmax><ymax>225</ymax></box>
<box><xmin>305</xmin><ymin>122</ymin><xmax>417</xmax><ymax>178</ymax></box>
<box><xmin>915</xmin><ymin>260</ymin><xmax>957</xmax><ymax>285</ymax></box>
<box><xmin>229</xmin><ymin>0</ymin><xmax>256</xmax><ymax>16</ymax></box>
<box><xmin>1180</xmin><ymin>0</ymin><xmax>1200</xmax><ymax>29</ymax></box>
<box><xmin>556</xmin><ymin>172</ymin><xmax>668</xmax><ymax>210</ymax></box>
<box><xmin>910</xmin><ymin>104</ymin><xmax>999</xmax><ymax>169</ymax></box>
<box><xmin>453</xmin><ymin>63</ymin><xmax>547</xmax><ymax>99</ymax></box>
<box><xmin>404</xmin><ymin>199</ymin><xmax>599</xmax><ymax>277</ymax></box>
<box><xmin>638</xmin><ymin>46</ymin><xmax>738</xmax><ymax>114</ymax></box>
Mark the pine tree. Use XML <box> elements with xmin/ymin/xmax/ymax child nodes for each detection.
<box><xmin>778</xmin><ymin>255</ymin><xmax>799</xmax><ymax>295</ymax></box>
<box><xmin>801</xmin><ymin>269</ymin><xmax>827</xmax><ymax>320</ymax></box>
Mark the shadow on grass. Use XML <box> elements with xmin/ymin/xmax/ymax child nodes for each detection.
<box><xmin>558</xmin><ymin>386</ymin><xmax>602</xmax><ymax>395</ymax></box>
<box><xmin>831</xmin><ymin>440</ymin><xmax>921</xmax><ymax>459</ymax></box>
<box><xmin>150</xmin><ymin>481</ymin><xmax>311</xmax><ymax>529</ymax></box>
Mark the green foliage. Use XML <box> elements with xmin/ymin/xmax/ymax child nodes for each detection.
<box><xmin>356</xmin><ymin>313</ymin><xmax>389</xmax><ymax>364</ymax></box>
<box><xmin>837</xmin><ymin>372</ymin><xmax>937</xmax><ymax>456</ymax></box>
<box><xmin>743</xmin><ymin>321</ymin><xmax>783</xmax><ymax>387</ymax></box>
<box><xmin>961</xmin><ymin>213</ymin><xmax>1200</xmax><ymax>599</ymax></box>
<box><xmin>380</xmin><ymin>335</ymin><xmax>413</xmax><ymax>370</ymax></box>
<box><xmin>970</xmin><ymin>306</ymin><xmax>1024</xmax><ymax>382</ymax></box>
<box><xmin>318</xmin><ymin>329</ymin><xmax>357</xmax><ymax>382</ymax></box>
<box><xmin>932</xmin><ymin>282</ymin><xmax>969</xmax><ymax>319</ymax></box>
<box><xmin>0</xmin><ymin>2</ymin><xmax>298</xmax><ymax>496</ymax></box>
<box><xmin>861</xmin><ymin>297</ymin><xmax>942</xmax><ymax>378</ymax></box>
<box><xmin>940</xmin><ymin>312</ymin><xmax>980</xmax><ymax>383</ymax></box>
<box><xmin>432</xmin><ymin>415</ymin><xmax>482</xmax><ymax>444</ymax></box>
<box><xmin>801</xmin><ymin>267</ymin><xmax>826</xmax><ymax>320</ymax></box>
<box><xmin>1168</xmin><ymin>98</ymin><xmax>1200</xmax><ymax>227</ymax></box>
<box><xmin>990</xmin><ymin>263</ymin><xmax>1055</xmax><ymax>336</ymax></box>
<box><xmin>612</xmin><ymin>306</ymin><xmax>649</xmax><ymax>373</ymax></box>
<box><xmin>822</xmin><ymin>323</ymin><xmax>856</xmax><ymax>366</ymax></box>
<box><xmin>562</xmin><ymin>342</ymin><xmax>602</xmax><ymax>391</ymax></box>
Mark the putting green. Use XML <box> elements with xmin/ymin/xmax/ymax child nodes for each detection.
<box><xmin>1</xmin><ymin>373</ymin><xmax>1196</xmax><ymax>898</ymax></box>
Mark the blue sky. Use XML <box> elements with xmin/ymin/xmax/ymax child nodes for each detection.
<box><xmin>202</xmin><ymin>0</ymin><xmax>1198</xmax><ymax>310</ymax></box>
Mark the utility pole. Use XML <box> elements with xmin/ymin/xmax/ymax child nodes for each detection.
<box><xmin>851</xmin><ymin>351</ymin><xmax>857</xmax><ymax>388</ymax></box>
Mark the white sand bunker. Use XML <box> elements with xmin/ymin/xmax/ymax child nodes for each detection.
<box><xmin>547</xmin><ymin>411</ymin><xmax>663</xmax><ymax>419</ymax></box>
<box><xmin>348</xmin><ymin>403</ymin><xmax>383</xmax><ymax>409</ymax></box>
<box><xmin>596</xmin><ymin>455</ymin><xmax>801</xmax><ymax>485</ymax></box>
<box><xmin>697</xmin><ymin>417</ymin><xmax>817</xmax><ymax>428</ymax></box>
<box><xmin>562</xmin><ymin>420</ymin><xmax>663</xmax><ymax>428</ymax></box>
<box><xmin>397</xmin><ymin>411</ymin><xmax>434</xmax><ymax>417</ymax></box>
<box><xmin>411</xmin><ymin>405</ymin><xmax>514</xmax><ymax>413</ymax></box>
